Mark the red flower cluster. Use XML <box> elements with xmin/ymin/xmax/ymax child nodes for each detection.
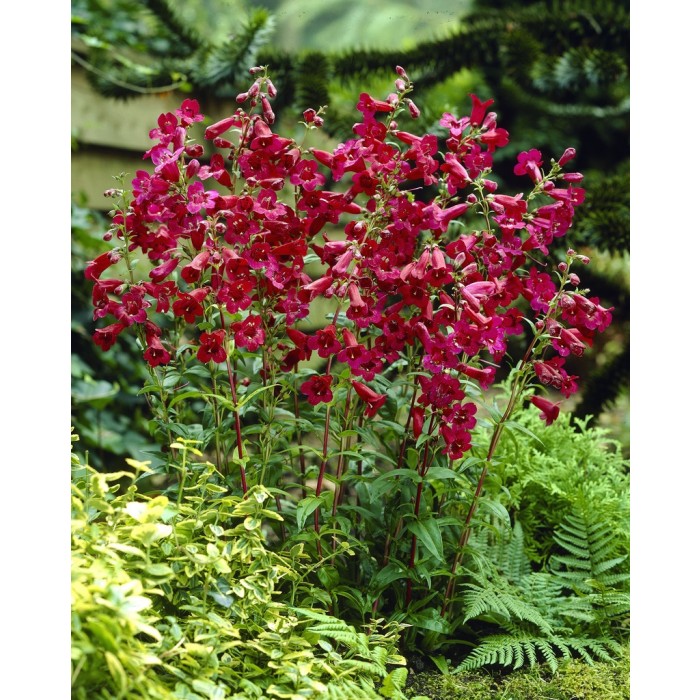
<box><xmin>87</xmin><ymin>66</ymin><xmax>611</xmax><ymax>461</ymax></box>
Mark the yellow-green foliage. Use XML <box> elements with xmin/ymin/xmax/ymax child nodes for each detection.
<box><xmin>71</xmin><ymin>439</ymin><xmax>407</xmax><ymax>699</ymax></box>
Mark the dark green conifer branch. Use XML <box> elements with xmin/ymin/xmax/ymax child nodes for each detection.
<box><xmin>142</xmin><ymin>0</ymin><xmax>205</xmax><ymax>53</ymax></box>
<box><xmin>191</xmin><ymin>8</ymin><xmax>275</xmax><ymax>94</ymax></box>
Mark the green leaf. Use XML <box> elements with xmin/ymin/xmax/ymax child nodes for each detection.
<box><xmin>168</xmin><ymin>390</ymin><xmax>208</xmax><ymax>408</ymax></box>
<box><xmin>476</xmin><ymin>499</ymin><xmax>511</xmax><ymax>525</ymax></box>
<box><xmin>407</xmin><ymin>517</ymin><xmax>443</xmax><ymax>560</ymax></box>
<box><xmin>504</xmin><ymin>420</ymin><xmax>545</xmax><ymax>446</ymax></box>
<box><xmin>317</xmin><ymin>566</ymin><xmax>340</xmax><ymax>590</ymax></box>
<box><xmin>424</xmin><ymin>467</ymin><xmax>460</xmax><ymax>481</ymax></box>
<box><xmin>370</xmin><ymin>562</ymin><xmax>407</xmax><ymax>591</ymax></box>
<box><xmin>296</xmin><ymin>496</ymin><xmax>325</xmax><ymax>530</ymax></box>
<box><xmin>408</xmin><ymin>608</ymin><xmax>450</xmax><ymax>634</ymax></box>
<box><xmin>237</xmin><ymin>383</ymin><xmax>280</xmax><ymax>409</ymax></box>
<box><xmin>71</xmin><ymin>379</ymin><xmax>119</xmax><ymax>406</ymax></box>
<box><xmin>373</xmin><ymin>469</ymin><xmax>422</xmax><ymax>486</ymax></box>
<box><xmin>429</xmin><ymin>654</ymin><xmax>450</xmax><ymax>675</ymax></box>
<box><xmin>143</xmin><ymin>563</ymin><xmax>173</xmax><ymax>577</ymax></box>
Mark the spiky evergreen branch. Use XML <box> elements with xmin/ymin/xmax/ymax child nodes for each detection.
<box><xmin>192</xmin><ymin>8</ymin><xmax>275</xmax><ymax>93</ymax></box>
<box><xmin>142</xmin><ymin>0</ymin><xmax>205</xmax><ymax>53</ymax></box>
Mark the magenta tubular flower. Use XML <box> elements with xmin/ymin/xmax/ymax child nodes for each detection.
<box><xmin>186</xmin><ymin>182</ymin><xmax>219</xmax><ymax>214</ymax></box>
<box><xmin>534</xmin><ymin>357</ymin><xmax>579</xmax><ymax>398</ymax></box>
<box><xmin>233</xmin><ymin>315</ymin><xmax>265</xmax><ymax>352</ymax></box>
<box><xmin>307</xmin><ymin>325</ymin><xmax>341</xmax><ymax>358</ymax></box>
<box><xmin>468</xmin><ymin>94</ymin><xmax>494</xmax><ymax>126</ymax></box>
<box><xmin>196</xmin><ymin>330</ymin><xmax>227</xmax><ymax>363</ymax></box>
<box><xmin>149</xmin><ymin>257</ymin><xmax>180</xmax><ymax>283</ymax></box>
<box><xmin>172</xmin><ymin>288</ymin><xmax>209</xmax><ymax>324</ymax></box>
<box><xmin>530</xmin><ymin>395</ymin><xmax>560</xmax><ymax>426</ymax></box>
<box><xmin>351</xmin><ymin>380</ymin><xmax>387</xmax><ymax>418</ymax></box>
<box><xmin>144</xmin><ymin>336</ymin><xmax>171</xmax><ymax>368</ymax></box>
<box><xmin>93</xmin><ymin>323</ymin><xmax>126</xmax><ymax>351</ymax></box>
<box><xmin>513</xmin><ymin>149</ymin><xmax>543</xmax><ymax>182</ymax></box>
<box><xmin>356</xmin><ymin>92</ymin><xmax>394</xmax><ymax>116</ymax></box>
<box><xmin>176</xmin><ymin>99</ymin><xmax>203</xmax><ymax>126</ymax></box>
<box><xmin>300</xmin><ymin>374</ymin><xmax>334</xmax><ymax>406</ymax></box>
<box><xmin>439</xmin><ymin>424</ymin><xmax>473</xmax><ymax>460</ymax></box>
<box><xmin>85</xmin><ymin>250</ymin><xmax>122</xmax><ymax>281</ymax></box>
<box><xmin>411</xmin><ymin>406</ymin><xmax>425</xmax><ymax>440</ymax></box>
<box><xmin>290</xmin><ymin>159</ymin><xmax>325</xmax><ymax>191</ymax></box>
<box><xmin>114</xmin><ymin>289</ymin><xmax>150</xmax><ymax>326</ymax></box>
<box><xmin>180</xmin><ymin>251</ymin><xmax>211</xmax><ymax>284</ymax></box>
<box><xmin>464</xmin><ymin>365</ymin><xmax>496</xmax><ymax>390</ymax></box>
<box><xmin>149</xmin><ymin>112</ymin><xmax>178</xmax><ymax>143</ymax></box>
<box><xmin>204</xmin><ymin>115</ymin><xmax>238</xmax><ymax>140</ymax></box>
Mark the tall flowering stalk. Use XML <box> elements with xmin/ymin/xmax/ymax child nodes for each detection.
<box><xmin>87</xmin><ymin>65</ymin><xmax>611</xmax><ymax>620</ymax></box>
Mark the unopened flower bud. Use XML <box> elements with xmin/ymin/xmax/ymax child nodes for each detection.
<box><xmin>561</xmin><ymin>172</ymin><xmax>584</xmax><ymax>182</ymax></box>
<box><xmin>558</xmin><ymin>147</ymin><xmax>576</xmax><ymax>165</ymax></box>
<box><xmin>249</xmin><ymin>65</ymin><xmax>264</xmax><ymax>75</ymax></box>
<box><xmin>266</xmin><ymin>79</ymin><xmax>277</xmax><ymax>98</ymax></box>
<box><xmin>185</xmin><ymin>159</ymin><xmax>200</xmax><ymax>179</ymax></box>
<box><xmin>103</xmin><ymin>231</ymin><xmax>113</xmax><ymax>241</ymax></box>
<box><xmin>579</xmin><ymin>255</ymin><xmax>590</xmax><ymax>265</ymax></box>
<box><xmin>482</xmin><ymin>179</ymin><xmax>498</xmax><ymax>192</ymax></box>
<box><xmin>482</xmin><ymin>112</ymin><xmax>497</xmax><ymax>130</ymax></box>
<box><xmin>557</xmin><ymin>262</ymin><xmax>568</xmax><ymax>272</ymax></box>
<box><xmin>567</xmin><ymin>249</ymin><xmax>577</xmax><ymax>256</ymax></box>
<box><xmin>406</xmin><ymin>98</ymin><xmax>420</xmax><ymax>118</ymax></box>
<box><xmin>467</xmin><ymin>194</ymin><xmax>478</xmax><ymax>204</ymax></box>
<box><xmin>261</xmin><ymin>95</ymin><xmax>275</xmax><ymax>124</ymax></box>
<box><xmin>559</xmin><ymin>294</ymin><xmax>576</xmax><ymax>310</ymax></box>
<box><xmin>396</xmin><ymin>65</ymin><xmax>409</xmax><ymax>80</ymax></box>
<box><xmin>395</xmin><ymin>78</ymin><xmax>406</xmax><ymax>92</ymax></box>
<box><xmin>103</xmin><ymin>188</ymin><xmax>120</xmax><ymax>198</ymax></box>
<box><xmin>185</xmin><ymin>144</ymin><xmax>204</xmax><ymax>157</ymax></box>
<box><xmin>204</xmin><ymin>116</ymin><xmax>237</xmax><ymax>140</ymax></box>
<box><xmin>387</xmin><ymin>93</ymin><xmax>399</xmax><ymax>107</ymax></box>
<box><xmin>569</xmin><ymin>273</ymin><xmax>580</xmax><ymax>286</ymax></box>
<box><xmin>236</xmin><ymin>91</ymin><xmax>249</xmax><ymax>104</ymax></box>
<box><xmin>248</xmin><ymin>81</ymin><xmax>260</xmax><ymax>98</ymax></box>
<box><xmin>213</xmin><ymin>137</ymin><xmax>234</xmax><ymax>149</ymax></box>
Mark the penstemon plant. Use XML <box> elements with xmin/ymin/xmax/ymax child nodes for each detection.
<box><xmin>86</xmin><ymin>65</ymin><xmax>612</xmax><ymax>642</ymax></box>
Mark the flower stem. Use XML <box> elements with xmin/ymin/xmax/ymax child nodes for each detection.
<box><xmin>405</xmin><ymin>415</ymin><xmax>437</xmax><ymax>606</ymax></box>
<box><xmin>218</xmin><ymin>308</ymin><xmax>247</xmax><ymax>494</ymax></box>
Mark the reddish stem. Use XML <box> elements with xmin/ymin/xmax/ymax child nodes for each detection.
<box><xmin>219</xmin><ymin>309</ymin><xmax>247</xmax><ymax>494</ymax></box>
<box><xmin>405</xmin><ymin>415</ymin><xmax>437</xmax><ymax>606</ymax></box>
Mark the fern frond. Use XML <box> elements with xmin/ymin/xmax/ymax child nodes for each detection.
<box><xmin>461</xmin><ymin>573</ymin><xmax>553</xmax><ymax>634</ymax></box>
<box><xmin>492</xmin><ymin>520</ymin><xmax>531</xmax><ymax>584</ymax></box>
<box><xmin>454</xmin><ymin>630</ymin><xmax>621</xmax><ymax>673</ymax></box>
